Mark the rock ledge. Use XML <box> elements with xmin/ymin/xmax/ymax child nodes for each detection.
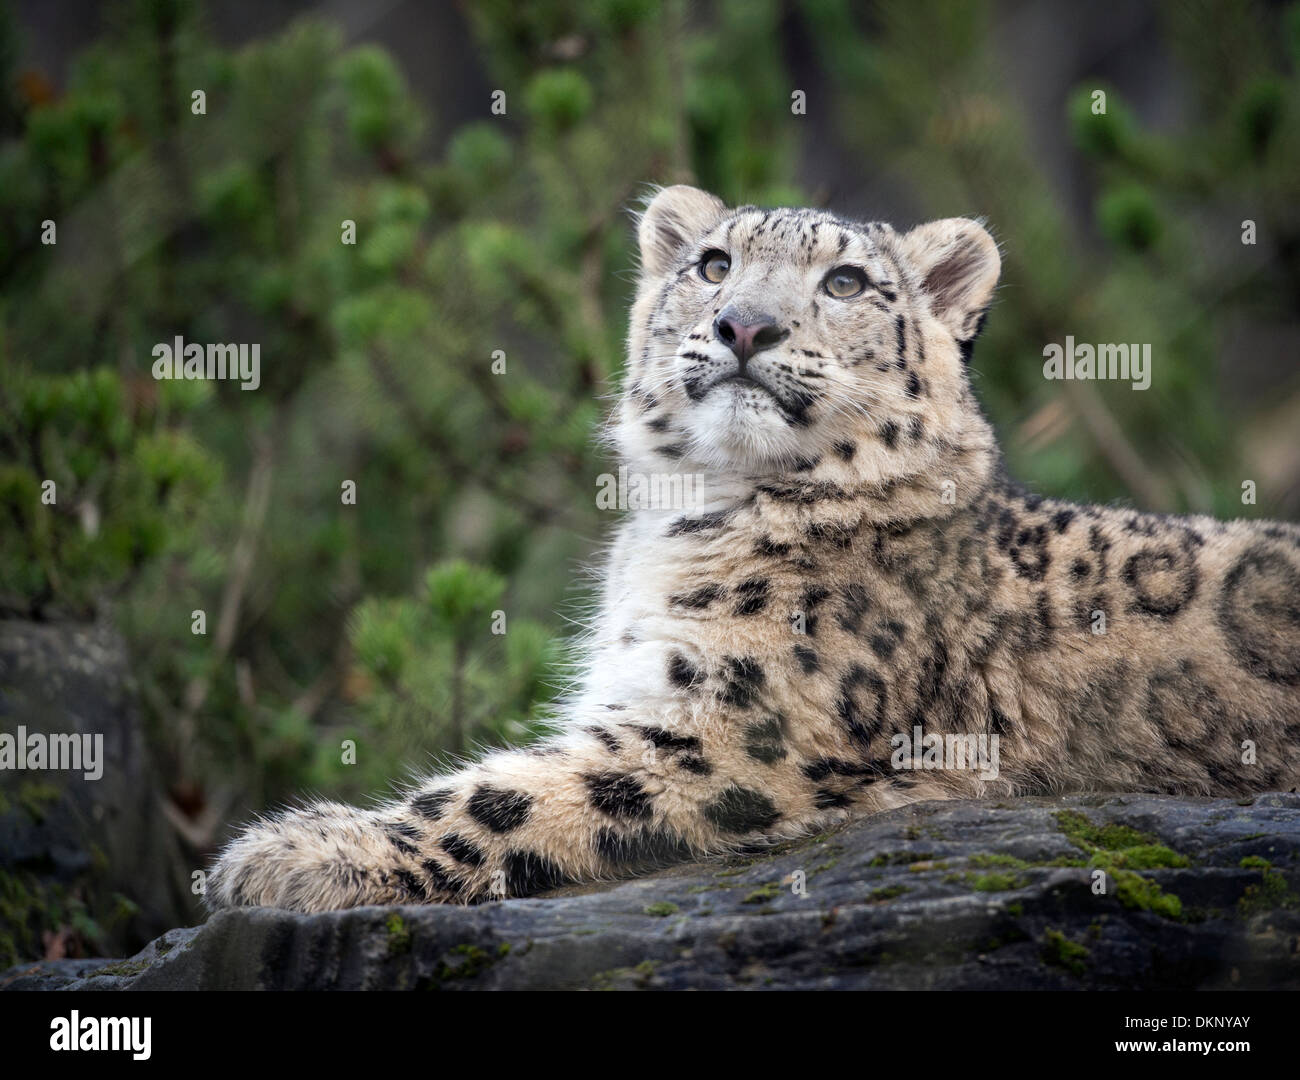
<box><xmin>4</xmin><ymin>793</ymin><xmax>1298</xmax><ymax>990</ymax></box>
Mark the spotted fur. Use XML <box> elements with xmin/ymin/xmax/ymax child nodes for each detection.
<box><xmin>207</xmin><ymin>186</ymin><xmax>1300</xmax><ymax>913</ymax></box>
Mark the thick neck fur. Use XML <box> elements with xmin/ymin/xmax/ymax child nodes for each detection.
<box><xmin>614</xmin><ymin>384</ymin><xmax>999</xmax><ymax>533</ymax></box>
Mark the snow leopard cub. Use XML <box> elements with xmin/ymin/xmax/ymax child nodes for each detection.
<box><xmin>207</xmin><ymin>185</ymin><xmax>1300</xmax><ymax>913</ymax></box>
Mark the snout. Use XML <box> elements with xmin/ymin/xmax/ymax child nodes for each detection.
<box><xmin>713</xmin><ymin>307</ymin><xmax>789</xmax><ymax>368</ymax></box>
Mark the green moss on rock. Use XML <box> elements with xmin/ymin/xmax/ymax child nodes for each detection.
<box><xmin>869</xmin><ymin>851</ymin><xmax>934</xmax><ymax>867</ymax></box>
<box><xmin>89</xmin><ymin>958</ymin><xmax>149</xmax><ymax>978</ymax></box>
<box><xmin>1238</xmin><ymin>867</ymin><xmax>1297</xmax><ymax>916</ymax></box>
<box><xmin>426</xmin><ymin>942</ymin><xmax>505</xmax><ymax>986</ymax></box>
<box><xmin>1041</xmin><ymin>928</ymin><xmax>1089</xmax><ymax>975</ymax></box>
<box><xmin>1054</xmin><ymin>809</ymin><xmax>1153</xmax><ymax>852</ymax></box>
<box><xmin>969</xmin><ymin>871</ymin><xmax>1029</xmax><ymax>892</ymax></box>
<box><xmin>1111</xmin><ymin>869</ymin><xmax>1182</xmax><ymax>919</ymax></box>
<box><xmin>385</xmin><ymin>912</ymin><xmax>411</xmax><ymax>956</ymax></box>
<box><xmin>1054</xmin><ymin>809</ymin><xmax>1188</xmax><ymax>920</ymax></box>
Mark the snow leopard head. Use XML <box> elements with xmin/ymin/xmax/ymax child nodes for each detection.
<box><xmin>621</xmin><ymin>185</ymin><xmax>1000</xmax><ymax>485</ymax></box>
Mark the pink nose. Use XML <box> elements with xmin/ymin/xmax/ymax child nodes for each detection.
<box><xmin>714</xmin><ymin>313</ymin><xmax>787</xmax><ymax>366</ymax></box>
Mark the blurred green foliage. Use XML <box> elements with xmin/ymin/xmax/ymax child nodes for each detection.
<box><xmin>1</xmin><ymin>0</ymin><xmax>1298</xmax><ymax>857</ymax></box>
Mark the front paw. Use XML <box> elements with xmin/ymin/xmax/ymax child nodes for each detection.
<box><xmin>206</xmin><ymin>804</ymin><xmax>426</xmax><ymax>913</ymax></box>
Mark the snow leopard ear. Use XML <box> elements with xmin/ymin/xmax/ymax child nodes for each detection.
<box><xmin>897</xmin><ymin>218</ymin><xmax>1000</xmax><ymax>349</ymax></box>
<box><xmin>637</xmin><ymin>185</ymin><xmax>727</xmax><ymax>278</ymax></box>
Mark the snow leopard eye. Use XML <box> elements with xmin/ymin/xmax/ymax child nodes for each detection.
<box><xmin>699</xmin><ymin>250</ymin><xmax>730</xmax><ymax>284</ymax></box>
<box><xmin>824</xmin><ymin>266</ymin><xmax>866</xmax><ymax>299</ymax></box>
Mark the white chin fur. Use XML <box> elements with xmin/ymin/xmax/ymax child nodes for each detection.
<box><xmin>683</xmin><ymin>383</ymin><xmax>810</xmax><ymax>472</ymax></box>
